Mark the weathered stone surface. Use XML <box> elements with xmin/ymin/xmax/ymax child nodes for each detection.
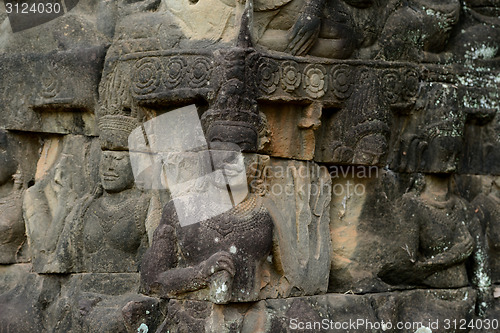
<box><xmin>145</xmin><ymin>287</ymin><xmax>478</xmax><ymax>333</ymax></box>
<box><xmin>328</xmin><ymin>169</ymin><xmax>490</xmax><ymax>306</ymax></box>
<box><xmin>64</xmin><ymin>273</ymin><xmax>154</xmax><ymax>333</ymax></box>
<box><xmin>0</xmin><ymin>48</ymin><xmax>105</xmax><ymax>135</ymax></box>
<box><xmin>0</xmin><ymin>264</ymin><xmax>62</xmax><ymax>332</ymax></box>
<box><xmin>140</xmin><ymin>154</ymin><xmax>275</xmax><ymax>303</ymax></box>
<box><xmin>264</xmin><ymin>158</ymin><xmax>332</xmax><ymax>297</ymax></box>
<box><xmin>315</xmin><ymin>69</ymin><xmax>392</xmax><ymax>166</ymax></box>
<box><xmin>473</xmin><ymin>178</ymin><xmax>500</xmax><ymax>285</ymax></box>
<box><xmin>23</xmin><ymin>135</ymin><xmax>98</xmax><ymax>273</ymax></box>
<box><xmin>259</xmin><ymin>103</ymin><xmax>321</xmax><ymax>161</ymax></box>
<box><xmin>1</xmin><ymin>0</ymin><xmax>500</xmax><ymax>331</ymax></box>
<box><xmin>0</xmin><ymin>130</ymin><xmax>38</xmax><ymax>264</ymax></box>
<box><xmin>373</xmin><ymin>288</ymin><xmax>477</xmax><ymax>333</ymax></box>
<box><xmin>378</xmin><ymin>174</ymin><xmax>480</xmax><ymax>289</ymax></box>
<box><xmin>390</xmin><ymin>81</ymin><xmax>465</xmax><ymax>173</ymax></box>
<box><xmin>329</xmin><ymin>167</ymin><xmax>403</xmax><ymax>293</ymax></box>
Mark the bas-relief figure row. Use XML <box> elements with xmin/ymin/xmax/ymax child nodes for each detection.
<box><xmin>0</xmin><ymin>0</ymin><xmax>499</xmax><ymax>332</ymax></box>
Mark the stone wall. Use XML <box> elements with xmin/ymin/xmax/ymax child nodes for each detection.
<box><xmin>1</xmin><ymin>1</ymin><xmax>499</xmax><ymax>332</ymax></box>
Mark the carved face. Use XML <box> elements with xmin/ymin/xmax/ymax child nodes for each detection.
<box><xmin>100</xmin><ymin>150</ymin><xmax>135</xmax><ymax>193</ymax></box>
<box><xmin>424</xmin><ymin>136</ymin><xmax>460</xmax><ymax>173</ymax></box>
<box><xmin>209</xmin><ymin>148</ymin><xmax>247</xmax><ymax>193</ymax></box>
<box><xmin>353</xmin><ymin>134</ymin><xmax>387</xmax><ymax>165</ymax></box>
<box><xmin>0</xmin><ymin>134</ymin><xmax>17</xmax><ymax>185</ymax></box>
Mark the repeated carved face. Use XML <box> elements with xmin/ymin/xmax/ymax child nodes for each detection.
<box><xmin>209</xmin><ymin>148</ymin><xmax>247</xmax><ymax>192</ymax></box>
<box><xmin>100</xmin><ymin>150</ymin><xmax>135</xmax><ymax>193</ymax></box>
<box><xmin>424</xmin><ymin>136</ymin><xmax>461</xmax><ymax>173</ymax></box>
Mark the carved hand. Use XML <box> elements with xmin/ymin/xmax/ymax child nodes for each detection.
<box><xmin>286</xmin><ymin>3</ymin><xmax>322</xmax><ymax>56</ymax></box>
<box><xmin>198</xmin><ymin>251</ymin><xmax>236</xmax><ymax>282</ymax></box>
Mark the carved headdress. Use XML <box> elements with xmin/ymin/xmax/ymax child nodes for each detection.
<box><xmin>98</xmin><ymin>114</ymin><xmax>138</xmax><ymax>151</ymax></box>
<box><xmin>201</xmin><ymin>2</ymin><xmax>262</xmax><ymax>152</ymax></box>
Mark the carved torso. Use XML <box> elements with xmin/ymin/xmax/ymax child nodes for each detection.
<box><xmin>82</xmin><ymin>192</ymin><xmax>149</xmax><ymax>272</ymax></box>
<box><xmin>171</xmin><ymin>194</ymin><xmax>273</xmax><ymax>301</ymax></box>
<box><xmin>411</xmin><ymin>195</ymin><xmax>470</xmax><ymax>288</ymax></box>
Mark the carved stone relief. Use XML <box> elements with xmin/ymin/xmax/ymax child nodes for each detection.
<box><xmin>22</xmin><ymin>135</ymin><xmax>94</xmax><ymax>273</ymax></box>
<box><xmin>472</xmin><ymin>176</ymin><xmax>500</xmax><ymax>285</ymax></box>
<box><xmin>0</xmin><ymin>130</ymin><xmax>27</xmax><ymax>264</ymax></box>
<box><xmin>0</xmin><ymin>0</ymin><xmax>499</xmax><ymax>331</ymax></box>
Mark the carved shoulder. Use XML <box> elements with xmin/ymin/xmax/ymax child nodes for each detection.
<box><xmin>159</xmin><ymin>200</ymin><xmax>180</xmax><ymax>229</ymax></box>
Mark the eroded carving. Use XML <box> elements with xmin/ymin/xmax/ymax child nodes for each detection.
<box><xmin>23</xmin><ymin>136</ymin><xmax>93</xmax><ymax>273</ymax></box>
<box><xmin>141</xmin><ymin>152</ymin><xmax>274</xmax><ymax>303</ymax></box>
<box><xmin>379</xmin><ymin>175</ymin><xmax>483</xmax><ymax>292</ymax></box>
<box><xmin>377</xmin><ymin>0</ymin><xmax>460</xmax><ymax>62</ymax></box>
<box><xmin>0</xmin><ymin>130</ymin><xmax>25</xmax><ymax>264</ymax></box>
<box><xmin>473</xmin><ymin>176</ymin><xmax>500</xmax><ymax>284</ymax></box>
<box><xmin>73</xmin><ymin>115</ymin><xmax>151</xmax><ymax>273</ymax></box>
<box><xmin>0</xmin><ymin>0</ymin><xmax>500</xmax><ymax>331</ymax></box>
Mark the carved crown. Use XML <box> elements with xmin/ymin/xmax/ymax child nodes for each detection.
<box><xmin>98</xmin><ymin>115</ymin><xmax>138</xmax><ymax>150</ymax></box>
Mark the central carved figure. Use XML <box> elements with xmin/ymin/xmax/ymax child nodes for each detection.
<box><xmin>141</xmin><ymin>140</ymin><xmax>273</xmax><ymax>304</ymax></box>
<box><xmin>141</xmin><ymin>62</ymin><xmax>274</xmax><ymax>302</ymax></box>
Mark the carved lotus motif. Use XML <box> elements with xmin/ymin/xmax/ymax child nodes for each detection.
<box><xmin>330</xmin><ymin>64</ymin><xmax>353</xmax><ymax>99</ymax></box>
<box><xmin>381</xmin><ymin>69</ymin><xmax>401</xmax><ymax>104</ymax></box>
<box><xmin>132</xmin><ymin>57</ymin><xmax>162</xmax><ymax>95</ymax></box>
<box><xmin>257</xmin><ymin>58</ymin><xmax>280</xmax><ymax>94</ymax></box>
<box><xmin>163</xmin><ymin>57</ymin><xmax>186</xmax><ymax>89</ymax></box>
<box><xmin>281</xmin><ymin>61</ymin><xmax>301</xmax><ymax>92</ymax></box>
<box><xmin>189</xmin><ymin>57</ymin><xmax>213</xmax><ymax>88</ymax></box>
<box><xmin>403</xmin><ymin>68</ymin><xmax>419</xmax><ymax>100</ymax></box>
<box><xmin>304</xmin><ymin>65</ymin><xmax>327</xmax><ymax>98</ymax></box>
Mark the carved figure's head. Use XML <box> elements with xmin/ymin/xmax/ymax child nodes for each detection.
<box><xmin>201</xmin><ymin>75</ymin><xmax>261</xmax><ymax>152</ymax></box>
<box><xmin>208</xmin><ymin>146</ymin><xmax>247</xmax><ymax>193</ymax></box>
<box><xmin>423</xmin><ymin>135</ymin><xmax>461</xmax><ymax>173</ymax></box>
<box><xmin>98</xmin><ymin>114</ymin><xmax>138</xmax><ymax>151</ymax></box>
<box><xmin>353</xmin><ymin>134</ymin><xmax>387</xmax><ymax>165</ymax></box>
<box><xmin>100</xmin><ymin>150</ymin><xmax>135</xmax><ymax>193</ymax></box>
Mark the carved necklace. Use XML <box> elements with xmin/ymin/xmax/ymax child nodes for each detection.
<box><xmin>90</xmin><ymin>195</ymin><xmax>143</xmax><ymax>234</ymax></box>
<box><xmin>203</xmin><ymin>194</ymin><xmax>269</xmax><ymax>237</ymax></box>
<box><xmin>419</xmin><ymin>196</ymin><xmax>463</xmax><ymax>230</ymax></box>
